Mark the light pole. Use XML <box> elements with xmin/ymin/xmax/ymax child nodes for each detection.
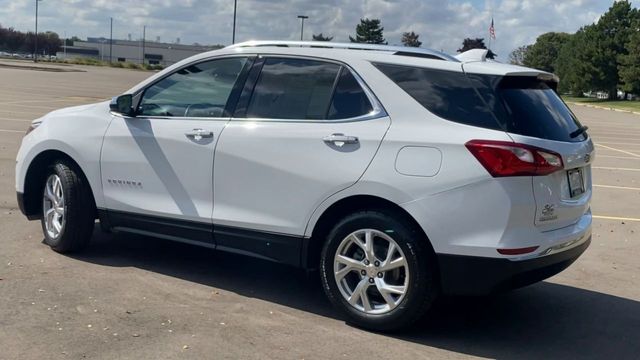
<box><xmin>109</xmin><ymin>17</ymin><xmax>113</xmax><ymax>64</ymax></box>
<box><xmin>141</xmin><ymin>25</ymin><xmax>146</xmax><ymax>65</ymax></box>
<box><xmin>232</xmin><ymin>0</ymin><xmax>237</xmax><ymax>44</ymax></box>
<box><xmin>297</xmin><ymin>15</ymin><xmax>308</xmax><ymax>41</ymax></box>
<box><xmin>34</xmin><ymin>0</ymin><xmax>43</xmax><ymax>62</ymax></box>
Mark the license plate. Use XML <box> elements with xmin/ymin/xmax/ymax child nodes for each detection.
<box><xmin>567</xmin><ymin>168</ymin><xmax>585</xmax><ymax>198</ymax></box>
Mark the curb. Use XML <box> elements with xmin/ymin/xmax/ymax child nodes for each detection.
<box><xmin>566</xmin><ymin>101</ymin><xmax>640</xmax><ymax>116</ymax></box>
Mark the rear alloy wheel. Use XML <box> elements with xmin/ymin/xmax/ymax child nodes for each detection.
<box><xmin>321</xmin><ymin>211</ymin><xmax>438</xmax><ymax>331</ymax></box>
<box><xmin>40</xmin><ymin>161</ymin><xmax>95</xmax><ymax>253</ymax></box>
<box><xmin>334</xmin><ymin>229</ymin><xmax>409</xmax><ymax>314</ymax></box>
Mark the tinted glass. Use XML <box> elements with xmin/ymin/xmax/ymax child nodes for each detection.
<box><xmin>374</xmin><ymin>63</ymin><xmax>502</xmax><ymax>130</ymax></box>
<box><xmin>469</xmin><ymin>75</ymin><xmax>586</xmax><ymax>142</ymax></box>
<box><xmin>327</xmin><ymin>68</ymin><xmax>374</xmax><ymax>119</ymax></box>
<box><xmin>375</xmin><ymin>62</ymin><xmax>585</xmax><ymax>142</ymax></box>
<box><xmin>246</xmin><ymin>58</ymin><xmax>340</xmax><ymax>120</ymax></box>
<box><xmin>139</xmin><ymin>57</ymin><xmax>247</xmax><ymax>117</ymax></box>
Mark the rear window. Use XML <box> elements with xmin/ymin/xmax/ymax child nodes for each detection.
<box><xmin>375</xmin><ymin>63</ymin><xmax>586</xmax><ymax>142</ymax></box>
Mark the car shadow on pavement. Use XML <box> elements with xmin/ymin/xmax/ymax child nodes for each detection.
<box><xmin>72</xmin><ymin>229</ymin><xmax>640</xmax><ymax>359</ymax></box>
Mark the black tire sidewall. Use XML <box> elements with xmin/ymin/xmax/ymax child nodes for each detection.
<box><xmin>320</xmin><ymin>211</ymin><xmax>437</xmax><ymax>331</ymax></box>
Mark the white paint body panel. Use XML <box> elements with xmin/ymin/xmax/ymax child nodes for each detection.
<box><xmin>16</xmin><ymin>44</ymin><xmax>592</xmax><ymax>264</ymax></box>
<box><xmin>212</xmin><ymin>117</ymin><xmax>390</xmax><ymax>235</ymax></box>
<box><xmin>100</xmin><ymin>116</ymin><xmax>228</xmax><ymax>222</ymax></box>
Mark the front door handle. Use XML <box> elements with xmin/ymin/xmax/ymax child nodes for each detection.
<box><xmin>323</xmin><ymin>133</ymin><xmax>359</xmax><ymax>147</ymax></box>
<box><xmin>185</xmin><ymin>129</ymin><xmax>214</xmax><ymax>140</ymax></box>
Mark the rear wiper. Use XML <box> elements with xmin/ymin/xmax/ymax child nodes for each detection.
<box><xmin>570</xmin><ymin>125</ymin><xmax>589</xmax><ymax>138</ymax></box>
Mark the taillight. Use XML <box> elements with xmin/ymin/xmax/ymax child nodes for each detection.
<box><xmin>465</xmin><ymin>140</ymin><xmax>563</xmax><ymax>177</ymax></box>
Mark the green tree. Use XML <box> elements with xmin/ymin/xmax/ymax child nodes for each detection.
<box><xmin>457</xmin><ymin>37</ymin><xmax>496</xmax><ymax>59</ymax></box>
<box><xmin>522</xmin><ymin>32</ymin><xmax>570</xmax><ymax>72</ymax></box>
<box><xmin>349</xmin><ymin>18</ymin><xmax>386</xmax><ymax>44</ymax></box>
<box><xmin>509</xmin><ymin>45</ymin><xmax>530</xmax><ymax>65</ymax></box>
<box><xmin>619</xmin><ymin>21</ymin><xmax>640</xmax><ymax>95</ymax></box>
<box><xmin>312</xmin><ymin>33</ymin><xmax>333</xmax><ymax>41</ymax></box>
<box><xmin>401</xmin><ymin>31</ymin><xmax>422</xmax><ymax>47</ymax></box>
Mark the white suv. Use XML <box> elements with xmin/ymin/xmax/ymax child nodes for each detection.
<box><xmin>16</xmin><ymin>41</ymin><xmax>593</xmax><ymax>331</ymax></box>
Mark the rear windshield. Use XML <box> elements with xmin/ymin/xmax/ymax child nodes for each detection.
<box><xmin>375</xmin><ymin>63</ymin><xmax>586</xmax><ymax>142</ymax></box>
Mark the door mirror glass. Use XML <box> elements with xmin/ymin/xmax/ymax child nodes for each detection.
<box><xmin>110</xmin><ymin>94</ymin><xmax>135</xmax><ymax>116</ymax></box>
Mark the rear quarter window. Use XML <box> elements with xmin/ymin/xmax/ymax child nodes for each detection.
<box><xmin>375</xmin><ymin>63</ymin><xmax>586</xmax><ymax>142</ymax></box>
<box><xmin>373</xmin><ymin>63</ymin><xmax>502</xmax><ymax>131</ymax></box>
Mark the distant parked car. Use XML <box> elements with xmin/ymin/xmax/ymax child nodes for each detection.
<box><xmin>16</xmin><ymin>41</ymin><xmax>593</xmax><ymax>331</ymax></box>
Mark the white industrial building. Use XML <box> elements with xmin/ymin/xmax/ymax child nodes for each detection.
<box><xmin>57</xmin><ymin>37</ymin><xmax>222</xmax><ymax>66</ymax></box>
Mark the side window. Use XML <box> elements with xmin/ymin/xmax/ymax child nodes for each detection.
<box><xmin>138</xmin><ymin>57</ymin><xmax>248</xmax><ymax>118</ymax></box>
<box><xmin>374</xmin><ymin>63</ymin><xmax>501</xmax><ymax>130</ymax></box>
<box><xmin>328</xmin><ymin>68</ymin><xmax>374</xmax><ymax>119</ymax></box>
<box><xmin>246</xmin><ymin>58</ymin><xmax>340</xmax><ymax>120</ymax></box>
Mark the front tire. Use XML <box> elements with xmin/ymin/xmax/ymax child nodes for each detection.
<box><xmin>41</xmin><ymin>161</ymin><xmax>95</xmax><ymax>253</ymax></box>
<box><xmin>320</xmin><ymin>210</ymin><xmax>438</xmax><ymax>331</ymax></box>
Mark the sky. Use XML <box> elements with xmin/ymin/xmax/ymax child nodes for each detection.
<box><xmin>0</xmin><ymin>0</ymin><xmax>636</xmax><ymax>59</ymax></box>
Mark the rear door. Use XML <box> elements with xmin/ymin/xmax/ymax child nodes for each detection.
<box><xmin>212</xmin><ymin>57</ymin><xmax>390</xmax><ymax>259</ymax></box>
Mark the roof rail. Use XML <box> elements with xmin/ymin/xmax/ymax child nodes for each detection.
<box><xmin>225</xmin><ymin>41</ymin><xmax>459</xmax><ymax>62</ymax></box>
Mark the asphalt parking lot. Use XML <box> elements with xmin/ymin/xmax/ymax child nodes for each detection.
<box><xmin>0</xmin><ymin>60</ymin><xmax>638</xmax><ymax>359</ymax></box>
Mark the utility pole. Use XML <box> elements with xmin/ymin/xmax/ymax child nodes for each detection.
<box><xmin>109</xmin><ymin>17</ymin><xmax>113</xmax><ymax>64</ymax></box>
<box><xmin>34</xmin><ymin>0</ymin><xmax>42</xmax><ymax>62</ymax></box>
<box><xmin>141</xmin><ymin>25</ymin><xmax>146</xmax><ymax>65</ymax></box>
<box><xmin>232</xmin><ymin>0</ymin><xmax>237</xmax><ymax>44</ymax></box>
<box><xmin>297</xmin><ymin>15</ymin><xmax>308</xmax><ymax>41</ymax></box>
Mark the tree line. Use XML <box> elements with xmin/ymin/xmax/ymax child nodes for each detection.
<box><xmin>0</xmin><ymin>24</ymin><xmax>62</xmax><ymax>55</ymax></box>
<box><xmin>315</xmin><ymin>18</ymin><xmax>495</xmax><ymax>59</ymax></box>
<box><xmin>510</xmin><ymin>0</ymin><xmax>640</xmax><ymax>99</ymax></box>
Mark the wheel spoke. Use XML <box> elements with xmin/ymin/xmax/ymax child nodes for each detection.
<box><xmin>376</xmin><ymin>279</ymin><xmax>397</xmax><ymax>307</ymax></box>
<box><xmin>380</xmin><ymin>257</ymin><xmax>407</xmax><ymax>272</ymax></box>
<box><xmin>45</xmin><ymin>182</ymin><xmax>56</xmax><ymax>202</ymax></box>
<box><xmin>336</xmin><ymin>255</ymin><xmax>366</xmax><ymax>271</ymax></box>
<box><xmin>55</xmin><ymin>206</ymin><xmax>64</xmax><ymax>215</ymax></box>
<box><xmin>348</xmin><ymin>279</ymin><xmax>369</xmax><ymax>306</ymax></box>
<box><xmin>379</xmin><ymin>283</ymin><xmax>406</xmax><ymax>295</ymax></box>
<box><xmin>364</xmin><ymin>230</ymin><xmax>376</xmax><ymax>262</ymax></box>
<box><xmin>360</xmin><ymin>287</ymin><xmax>372</xmax><ymax>312</ymax></box>
<box><xmin>53</xmin><ymin>217</ymin><xmax>62</xmax><ymax>233</ymax></box>
<box><xmin>385</xmin><ymin>242</ymin><xmax>396</xmax><ymax>263</ymax></box>
<box><xmin>349</xmin><ymin>234</ymin><xmax>366</xmax><ymax>252</ymax></box>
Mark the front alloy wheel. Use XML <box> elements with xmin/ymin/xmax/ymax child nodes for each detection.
<box><xmin>43</xmin><ymin>174</ymin><xmax>66</xmax><ymax>239</ymax></box>
<box><xmin>40</xmin><ymin>161</ymin><xmax>95</xmax><ymax>253</ymax></box>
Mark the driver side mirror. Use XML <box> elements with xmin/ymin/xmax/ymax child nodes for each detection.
<box><xmin>109</xmin><ymin>94</ymin><xmax>135</xmax><ymax>117</ymax></box>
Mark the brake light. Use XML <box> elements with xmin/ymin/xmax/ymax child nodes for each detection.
<box><xmin>465</xmin><ymin>140</ymin><xmax>563</xmax><ymax>177</ymax></box>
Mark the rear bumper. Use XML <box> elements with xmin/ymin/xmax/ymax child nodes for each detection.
<box><xmin>437</xmin><ymin>235</ymin><xmax>591</xmax><ymax>296</ymax></box>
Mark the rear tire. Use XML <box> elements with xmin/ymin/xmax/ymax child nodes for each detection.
<box><xmin>320</xmin><ymin>210</ymin><xmax>438</xmax><ymax>331</ymax></box>
<box><xmin>40</xmin><ymin>161</ymin><xmax>95</xmax><ymax>253</ymax></box>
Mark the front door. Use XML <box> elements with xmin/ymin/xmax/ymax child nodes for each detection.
<box><xmin>100</xmin><ymin>56</ymin><xmax>251</xmax><ymax>243</ymax></box>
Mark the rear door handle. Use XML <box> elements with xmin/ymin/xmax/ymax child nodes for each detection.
<box><xmin>323</xmin><ymin>133</ymin><xmax>359</xmax><ymax>147</ymax></box>
<box><xmin>185</xmin><ymin>129</ymin><xmax>213</xmax><ymax>140</ymax></box>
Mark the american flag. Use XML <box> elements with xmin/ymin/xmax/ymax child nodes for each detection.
<box><xmin>489</xmin><ymin>18</ymin><xmax>496</xmax><ymax>39</ymax></box>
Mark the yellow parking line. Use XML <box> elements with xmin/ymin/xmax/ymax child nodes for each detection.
<box><xmin>593</xmin><ymin>166</ymin><xmax>640</xmax><ymax>172</ymax></box>
<box><xmin>594</xmin><ymin>184</ymin><xmax>640</xmax><ymax>191</ymax></box>
<box><xmin>595</xmin><ymin>144</ymin><xmax>640</xmax><ymax>158</ymax></box>
<box><xmin>593</xmin><ymin>215</ymin><xmax>640</xmax><ymax>222</ymax></box>
<box><xmin>596</xmin><ymin>142</ymin><xmax>640</xmax><ymax>146</ymax></box>
<box><xmin>596</xmin><ymin>155</ymin><xmax>640</xmax><ymax>160</ymax></box>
